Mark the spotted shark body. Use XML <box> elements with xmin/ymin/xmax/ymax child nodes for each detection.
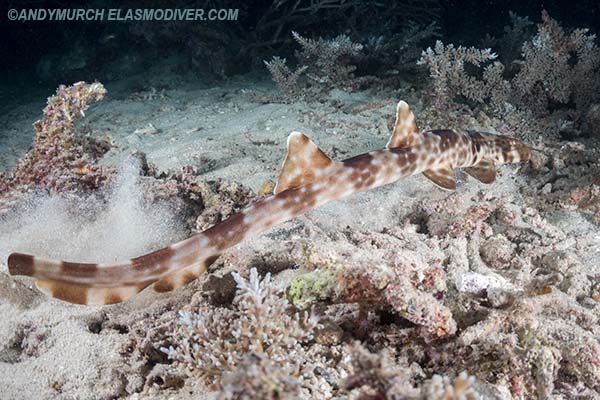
<box><xmin>8</xmin><ymin>101</ymin><xmax>530</xmax><ymax>305</ymax></box>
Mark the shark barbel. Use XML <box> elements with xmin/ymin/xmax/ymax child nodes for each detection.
<box><xmin>7</xmin><ymin>101</ymin><xmax>530</xmax><ymax>305</ymax></box>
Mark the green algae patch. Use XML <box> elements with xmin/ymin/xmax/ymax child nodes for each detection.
<box><xmin>286</xmin><ymin>269</ymin><xmax>337</xmax><ymax>310</ymax></box>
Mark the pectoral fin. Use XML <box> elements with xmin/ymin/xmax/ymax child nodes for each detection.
<box><xmin>463</xmin><ymin>159</ymin><xmax>496</xmax><ymax>184</ymax></box>
<box><xmin>423</xmin><ymin>166</ymin><xmax>456</xmax><ymax>190</ymax></box>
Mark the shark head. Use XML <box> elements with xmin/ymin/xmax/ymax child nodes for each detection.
<box><xmin>469</xmin><ymin>131</ymin><xmax>530</xmax><ymax>165</ymax></box>
<box><xmin>493</xmin><ymin>134</ymin><xmax>531</xmax><ymax>164</ymax></box>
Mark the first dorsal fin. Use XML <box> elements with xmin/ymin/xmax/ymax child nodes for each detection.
<box><xmin>387</xmin><ymin>100</ymin><xmax>422</xmax><ymax>148</ymax></box>
<box><xmin>274</xmin><ymin>132</ymin><xmax>334</xmax><ymax>194</ymax></box>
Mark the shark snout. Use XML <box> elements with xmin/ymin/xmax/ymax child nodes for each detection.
<box><xmin>517</xmin><ymin>144</ymin><xmax>531</xmax><ymax>163</ymax></box>
<box><xmin>495</xmin><ymin>137</ymin><xmax>530</xmax><ymax>164</ymax></box>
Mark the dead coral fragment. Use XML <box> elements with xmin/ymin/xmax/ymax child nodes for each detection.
<box><xmin>344</xmin><ymin>342</ymin><xmax>420</xmax><ymax>399</ymax></box>
<box><xmin>218</xmin><ymin>353</ymin><xmax>303</xmax><ymax>400</ymax></box>
<box><xmin>190</xmin><ymin>177</ymin><xmax>257</xmax><ymax>232</ymax></box>
<box><xmin>161</xmin><ymin>268</ymin><xmax>320</xmax><ymax>389</ymax></box>
<box><xmin>457</xmin><ymin>292</ymin><xmax>600</xmax><ymax>398</ymax></box>
<box><xmin>288</xmin><ymin>263</ymin><xmax>456</xmax><ymax>340</ymax></box>
<box><xmin>3</xmin><ymin>81</ymin><xmax>112</xmax><ymax>199</ymax></box>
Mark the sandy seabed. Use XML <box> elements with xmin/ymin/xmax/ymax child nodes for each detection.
<box><xmin>0</xmin><ymin>75</ymin><xmax>599</xmax><ymax>399</ymax></box>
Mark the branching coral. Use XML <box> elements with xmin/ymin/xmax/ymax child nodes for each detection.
<box><xmin>418</xmin><ymin>11</ymin><xmax>600</xmax><ymax>133</ymax></box>
<box><xmin>417</xmin><ymin>41</ymin><xmax>499</xmax><ymax>109</ymax></box>
<box><xmin>266</xmin><ymin>22</ymin><xmax>440</xmax><ymax>100</ymax></box>
<box><xmin>161</xmin><ymin>268</ymin><xmax>320</xmax><ymax>391</ymax></box>
<box><xmin>421</xmin><ymin>371</ymin><xmax>479</xmax><ymax>400</ymax></box>
<box><xmin>515</xmin><ymin>11</ymin><xmax>600</xmax><ymax>113</ymax></box>
<box><xmin>264</xmin><ymin>31</ymin><xmax>364</xmax><ymax>99</ymax></box>
<box><xmin>481</xmin><ymin>11</ymin><xmax>535</xmax><ymax>73</ymax></box>
<box><xmin>360</xmin><ymin>21</ymin><xmax>440</xmax><ymax>76</ymax></box>
<box><xmin>263</xmin><ymin>56</ymin><xmax>308</xmax><ymax>102</ymax></box>
<box><xmin>292</xmin><ymin>31</ymin><xmax>364</xmax><ymax>91</ymax></box>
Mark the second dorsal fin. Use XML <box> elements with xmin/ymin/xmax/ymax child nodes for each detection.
<box><xmin>387</xmin><ymin>100</ymin><xmax>422</xmax><ymax>148</ymax></box>
<box><xmin>274</xmin><ymin>132</ymin><xmax>334</xmax><ymax>194</ymax></box>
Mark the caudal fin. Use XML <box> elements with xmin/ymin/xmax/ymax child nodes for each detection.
<box><xmin>7</xmin><ymin>233</ymin><xmax>217</xmax><ymax>305</ymax></box>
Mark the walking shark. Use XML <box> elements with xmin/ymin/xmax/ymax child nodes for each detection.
<box><xmin>7</xmin><ymin>101</ymin><xmax>530</xmax><ymax>305</ymax></box>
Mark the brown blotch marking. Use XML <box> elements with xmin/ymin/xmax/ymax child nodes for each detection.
<box><xmin>7</xmin><ymin>253</ymin><xmax>36</xmax><ymax>276</ymax></box>
<box><xmin>153</xmin><ymin>279</ymin><xmax>174</xmax><ymax>293</ymax></box>
<box><xmin>464</xmin><ymin>159</ymin><xmax>496</xmax><ymax>184</ymax></box>
<box><xmin>181</xmin><ymin>271</ymin><xmax>199</xmax><ymax>286</ymax></box>
<box><xmin>363</xmin><ymin>175</ymin><xmax>376</xmax><ymax>187</ymax></box>
<box><xmin>359</xmin><ymin>170</ymin><xmax>371</xmax><ymax>181</ymax></box>
<box><xmin>423</xmin><ymin>166</ymin><xmax>457</xmax><ymax>190</ymax></box>
<box><xmin>471</xmin><ymin>139</ymin><xmax>481</xmax><ymax>155</ymax></box>
<box><xmin>404</xmin><ymin>152</ymin><xmax>418</xmax><ymax>173</ymax></box>
<box><xmin>393</xmin><ymin>150</ymin><xmax>408</xmax><ymax>167</ymax></box>
<box><xmin>349</xmin><ymin>169</ymin><xmax>361</xmax><ymax>184</ymax></box>
<box><xmin>369</xmin><ymin>164</ymin><xmax>381</xmax><ymax>176</ymax></box>
<box><xmin>292</xmin><ymin>190</ymin><xmax>319</xmax><ymax>214</ymax></box>
<box><xmin>519</xmin><ymin>145</ymin><xmax>531</xmax><ymax>161</ymax></box>
<box><xmin>283</xmin><ymin>185</ymin><xmax>317</xmax><ymax>210</ymax></box>
<box><xmin>49</xmin><ymin>281</ymin><xmax>89</xmax><ymax>305</ymax></box>
<box><xmin>205</xmin><ymin>254</ymin><xmax>221</xmax><ymax>267</ymax></box>
<box><xmin>104</xmin><ymin>291</ymin><xmax>124</xmax><ymax>305</ymax></box>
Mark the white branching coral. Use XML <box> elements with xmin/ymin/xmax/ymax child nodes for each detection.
<box><xmin>515</xmin><ymin>10</ymin><xmax>600</xmax><ymax>112</ymax></box>
<box><xmin>292</xmin><ymin>31</ymin><xmax>363</xmax><ymax>89</ymax></box>
<box><xmin>161</xmin><ymin>268</ymin><xmax>320</xmax><ymax>389</ymax></box>
<box><xmin>263</xmin><ymin>56</ymin><xmax>308</xmax><ymax>102</ymax></box>
<box><xmin>418</xmin><ymin>11</ymin><xmax>600</xmax><ymax>122</ymax></box>
<box><xmin>417</xmin><ymin>40</ymin><xmax>498</xmax><ymax>108</ymax></box>
<box><xmin>422</xmin><ymin>371</ymin><xmax>479</xmax><ymax>400</ymax></box>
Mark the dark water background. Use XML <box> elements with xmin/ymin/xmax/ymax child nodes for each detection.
<box><xmin>0</xmin><ymin>0</ymin><xmax>598</xmax><ymax>106</ymax></box>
